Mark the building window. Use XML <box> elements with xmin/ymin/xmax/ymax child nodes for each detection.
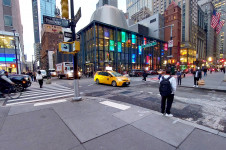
<box><xmin>4</xmin><ymin>15</ymin><xmax>13</xmax><ymax>26</ymax></box>
<box><xmin>3</xmin><ymin>0</ymin><xmax>11</xmax><ymax>6</ymax></box>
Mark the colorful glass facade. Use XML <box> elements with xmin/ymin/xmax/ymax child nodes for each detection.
<box><xmin>77</xmin><ymin>21</ymin><xmax>167</xmax><ymax>73</ymax></box>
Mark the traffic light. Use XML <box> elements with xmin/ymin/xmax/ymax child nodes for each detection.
<box><xmin>61</xmin><ymin>0</ymin><xmax>69</xmax><ymax>19</ymax></box>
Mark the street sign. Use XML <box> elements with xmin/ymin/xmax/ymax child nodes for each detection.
<box><xmin>59</xmin><ymin>41</ymin><xmax>80</xmax><ymax>54</ymax></box>
<box><xmin>59</xmin><ymin>43</ymin><xmax>70</xmax><ymax>52</ymax></box>
<box><xmin>167</xmin><ymin>55</ymin><xmax>173</xmax><ymax>58</ymax></box>
<box><xmin>64</xmin><ymin>32</ymin><xmax>72</xmax><ymax>38</ymax></box>
<box><xmin>141</xmin><ymin>41</ymin><xmax>157</xmax><ymax>49</ymax></box>
<box><xmin>76</xmin><ymin>34</ymin><xmax>80</xmax><ymax>40</ymax></box>
<box><xmin>74</xmin><ymin>7</ymin><xmax>81</xmax><ymax>24</ymax></box>
<box><xmin>43</xmin><ymin>16</ymin><xmax>69</xmax><ymax>28</ymax></box>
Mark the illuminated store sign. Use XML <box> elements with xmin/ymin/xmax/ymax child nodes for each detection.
<box><xmin>139</xmin><ymin>46</ymin><xmax>142</xmax><ymax>55</ymax></box>
<box><xmin>121</xmin><ymin>31</ymin><xmax>126</xmax><ymax>43</ymax></box>
<box><xmin>110</xmin><ymin>40</ymin><xmax>115</xmax><ymax>51</ymax></box>
<box><xmin>132</xmin><ymin>54</ymin><xmax>136</xmax><ymax>63</ymax></box>
<box><xmin>132</xmin><ymin>34</ymin><xmax>136</xmax><ymax>44</ymax></box>
<box><xmin>0</xmin><ymin>54</ymin><xmax>15</xmax><ymax>62</ymax></box>
<box><xmin>118</xmin><ymin>42</ymin><xmax>122</xmax><ymax>52</ymax></box>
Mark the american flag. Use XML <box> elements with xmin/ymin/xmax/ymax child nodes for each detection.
<box><xmin>216</xmin><ymin>20</ymin><xmax>225</xmax><ymax>34</ymax></box>
<box><xmin>211</xmin><ymin>10</ymin><xmax>221</xmax><ymax>29</ymax></box>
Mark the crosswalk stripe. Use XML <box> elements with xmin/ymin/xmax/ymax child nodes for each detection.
<box><xmin>6</xmin><ymin>94</ymin><xmax>74</xmax><ymax>106</ymax></box>
<box><xmin>6</xmin><ymin>83</ymin><xmax>74</xmax><ymax>105</ymax></box>
<box><xmin>8</xmin><ymin>91</ymin><xmax>73</xmax><ymax>102</ymax></box>
<box><xmin>20</xmin><ymin>90</ymin><xmax>73</xmax><ymax>97</ymax></box>
<box><xmin>23</xmin><ymin>88</ymin><xmax>73</xmax><ymax>95</ymax></box>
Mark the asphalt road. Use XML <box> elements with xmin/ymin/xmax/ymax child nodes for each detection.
<box><xmin>52</xmin><ymin>76</ymin><xmax>226</xmax><ymax>133</ymax></box>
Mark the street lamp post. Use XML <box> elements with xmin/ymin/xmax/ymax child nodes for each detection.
<box><xmin>11</xmin><ymin>29</ymin><xmax>19</xmax><ymax>74</ymax></box>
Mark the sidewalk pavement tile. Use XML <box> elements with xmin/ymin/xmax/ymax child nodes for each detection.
<box><xmin>8</xmin><ymin>103</ymin><xmax>47</xmax><ymax>115</ymax></box>
<box><xmin>113</xmin><ymin>106</ymin><xmax>152</xmax><ymax>124</ymax></box>
<box><xmin>63</xmin><ymin>110</ymin><xmax>127</xmax><ymax>143</ymax></box>
<box><xmin>132</xmin><ymin>113</ymin><xmax>194</xmax><ymax>147</ymax></box>
<box><xmin>179</xmin><ymin>129</ymin><xmax>226</xmax><ymax>150</ymax></box>
<box><xmin>0</xmin><ymin>109</ymin><xmax>80</xmax><ymax>150</ymax></box>
<box><xmin>0</xmin><ymin>107</ymin><xmax>10</xmax><ymax>132</ymax></box>
<box><xmin>84</xmin><ymin>125</ymin><xmax>176</xmax><ymax>150</ymax></box>
<box><xmin>53</xmin><ymin>99</ymin><xmax>120</xmax><ymax>119</ymax></box>
<box><xmin>69</xmin><ymin>145</ymin><xmax>86</xmax><ymax>150</ymax></box>
<box><xmin>0</xmin><ymin>107</ymin><xmax>10</xmax><ymax>118</ymax></box>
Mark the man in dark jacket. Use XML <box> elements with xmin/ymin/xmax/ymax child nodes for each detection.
<box><xmin>193</xmin><ymin>67</ymin><xmax>202</xmax><ymax>87</ymax></box>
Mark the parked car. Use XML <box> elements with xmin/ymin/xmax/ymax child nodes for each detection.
<box><xmin>8</xmin><ymin>74</ymin><xmax>32</xmax><ymax>91</ymax></box>
<box><xmin>129</xmin><ymin>69</ymin><xmax>144</xmax><ymax>77</ymax></box>
<box><xmin>94</xmin><ymin>71</ymin><xmax>130</xmax><ymax>87</ymax></box>
<box><xmin>147</xmin><ymin>70</ymin><xmax>158</xmax><ymax>75</ymax></box>
<box><xmin>49</xmin><ymin>69</ymin><xmax>57</xmax><ymax>77</ymax></box>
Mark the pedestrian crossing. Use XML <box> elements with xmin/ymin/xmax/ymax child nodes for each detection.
<box><xmin>6</xmin><ymin>83</ymin><xmax>74</xmax><ymax>106</ymax></box>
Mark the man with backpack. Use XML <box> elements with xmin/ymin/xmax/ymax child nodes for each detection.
<box><xmin>159</xmin><ymin>70</ymin><xmax>177</xmax><ymax>117</ymax></box>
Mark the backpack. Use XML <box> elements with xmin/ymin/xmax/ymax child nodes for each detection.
<box><xmin>159</xmin><ymin>76</ymin><xmax>172</xmax><ymax>96</ymax></box>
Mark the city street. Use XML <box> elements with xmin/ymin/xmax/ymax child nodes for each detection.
<box><xmin>3</xmin><ymin>72</ymin><xmax>226</xmax><ymax>133</ymax></box>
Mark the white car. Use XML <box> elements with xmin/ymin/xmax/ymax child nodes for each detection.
<box><xmin>40</xmin><ymin>70</ymin><xmax>47</xmax><ymax>78</ymax></box>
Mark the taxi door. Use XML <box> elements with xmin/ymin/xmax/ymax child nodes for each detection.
<box><xmin>105</xmin><ymin>72</ymin><xmax>113</xmax><ymax>85</ymax></box>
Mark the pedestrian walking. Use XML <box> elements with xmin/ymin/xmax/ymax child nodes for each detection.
<box><xmin>33</xmin><ymin>72</ymin><xmax>36</xmax><ymax>82</ymax></box>
<box><xmin>159</xmin><ymin>69</ymin><xmax>176</xmax><ymax>117</ymax></box>
<box><xmin>193</xmin><ymin>67</ymin><xmax>202</xmax><ymax>87</ymax></box>
<box><xmin>203</xmin><ymin>67</ymin><xmax>207</xmax><ymax>77</ymax></box>
<box><xmin>142</xmin><ymin>70</ymin><xmax>147</xmax><ymax>81</ymax></box>
<box><xmin>176</xmin><ymin>69</ymin><xmax>182</xmax><ymax>85</ymax></box>
<box><xmin>36</xmin><ymin>71</ymin><xmax>43</xmax><ymax>88</ymax></box>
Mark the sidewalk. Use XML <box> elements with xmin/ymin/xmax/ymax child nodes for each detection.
<box><xmin>0</xmin><ymin>96</ymin><xmax>226</xmax><ymax>150</ymax></box>
<box><xmin>180</xmin><ymin>72</ymin><xmax>226</xmax><ymax>91</ymax></box>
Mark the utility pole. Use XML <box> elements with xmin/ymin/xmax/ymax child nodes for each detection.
<box><xmin>11</xmin><ymin>29</ymin><xmax>19</xmax><ymax>74</ymax></box>
<box><xmin>70</xmin><ymin>0</ymin><xmax>81</xmax><ymax>101</ymax></box>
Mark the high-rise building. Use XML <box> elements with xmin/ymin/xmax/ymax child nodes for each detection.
<box><xmin>164</xmin><ymin>2</ymin><xmax>181</xmax><ymax>64</ymax></box>
<box><xmin>197</xmin><ymin>5</ymin><xmax>207</xmax><ymax>61</ymax></box>
<box><xmin>126</xmin><ymin>0</ymin><xmax>153</xmax><ymax>19</ymax></box>
<box><xmin>31</xmin><ymin>0</ymin><xmax>56</xmax><ymax>68</ymax></box>
<box><xmin>0</xmin><ymin>0</ymin><xmax>25</xmax><ymax>73</ymax></box>
<box><xmin>212</xmin><ymin>0</ymin><xmax>226</xmax><ymax>59</ymax></box>
<box><xmin>198</xmin><ymin>0</ymin><xmax>220</xmax><ymax>64</ymax></box>
<box><xmin>96</xmin><ymin>0</ymin><xmax>118</xmax><ymax>9</ymax></box>
<box><xmin>152</xmin><ymin>0</ymin><xmax>181</xmax><ymax>15</ymax></box>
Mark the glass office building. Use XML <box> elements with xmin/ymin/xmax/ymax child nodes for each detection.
<box><xmin>77</xmin><ymin>20</ymin><xmax>167</xmax><ymax>74</ymax></box>
<box><xmin>40</xmin><ymin>0</ymin><xmax>56</xmax><ymax>24</ymax></box>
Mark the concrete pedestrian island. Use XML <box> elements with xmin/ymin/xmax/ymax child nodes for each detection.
<box><xmin>0</xmin><ymin>97</ymin><xmax>226</xmax><ymax>150</ymax></box>
<box><xmin>181</xmin><ymin>72</ymin><xmax>226</xmax><ymax>91</ymax></box>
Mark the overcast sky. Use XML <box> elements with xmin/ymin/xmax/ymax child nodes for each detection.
<box><xmin>19</xmin><ymin>0</ymin><xmax>126</xmax><ymax>61</ymax></box>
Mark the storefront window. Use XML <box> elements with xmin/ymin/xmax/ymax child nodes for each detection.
<box><xmin>99</xmin><ymin>26</ymin><xmax>103</xmax><ymax>38</ymax></box>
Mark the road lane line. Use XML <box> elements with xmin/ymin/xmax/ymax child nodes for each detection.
<box><xmin>20</xmin><ymin>90</ymin><xmax>73</xmax><ymax>97</ymax></box>
<box><xmin>100</xmin><ymin>101</ymin><xmax>130</xmax><ymax>110</ymax></box>
<box><xmin>34</xmin><ymin>99</ymin><xmax>67</xmax><ymax>106</ymax></box>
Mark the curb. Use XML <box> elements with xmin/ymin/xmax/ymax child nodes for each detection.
<box><xmin>179</xmin><ymin>85</ymin><xmax>226</xmax><ymax>92</ymax></box>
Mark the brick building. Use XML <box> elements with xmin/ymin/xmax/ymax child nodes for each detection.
<box><xmin>40</xmin><ymin>31</ymin><xmax>63</xmax><ymax>70</ymax></box>
<box><xmin>164</xmin><ymin>2</ymin><xmax>181</xmax><ymax>65</ymax></box>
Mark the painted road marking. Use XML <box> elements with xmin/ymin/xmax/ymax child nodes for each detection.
<box><xmin>34</xmin><ymin>99</ymin><xmax>67</xmax><ymax>106</ymax></box>
<box><xmin>100</xmin><ymin>101</ymin><xmax>130</xmax><ymax>110</ymax></box>
<box><xmin>6</xmin><ymin>94</ymin><xmax>74</xmax><ymax>106</ymax></box>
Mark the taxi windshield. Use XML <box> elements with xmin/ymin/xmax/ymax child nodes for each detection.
<box><xmin>110</xmin><ymin>72</ymin><xmax>122</xmax><ymax>77</ymax></box>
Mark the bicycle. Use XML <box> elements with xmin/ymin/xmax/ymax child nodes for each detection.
<box><xmin>1</xmin><ymin>84</ymin><xmax>22</xmax><ymax>99</ymax></box>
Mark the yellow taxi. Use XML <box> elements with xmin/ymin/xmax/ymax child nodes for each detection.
<box><xmin>94</xmin><ymin>71</ymin><xmax>130</xmax><ymax>87</ymax></box>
